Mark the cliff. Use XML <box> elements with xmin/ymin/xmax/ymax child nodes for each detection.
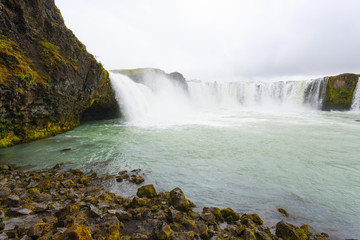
<box><xmin>112</xmin><ymin>68</ymin><xmax>189</xmax><ymax>92</ymax></box>
<box><xmin>322</xmin><ymin>73</ymin><xmax>359</xmax><ymax>111</ymax></box>
<box><xmin>0</xmin><ymin>0</ymin><xmax>119</xmax><ymax>148</ymax></box>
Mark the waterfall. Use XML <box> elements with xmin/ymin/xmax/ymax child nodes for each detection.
<box><xmin>110</xmin><ymin>72</ymin><xmax>192</xmax><ymax>122</ymax></box>
<box><xmin>303</xmin><ymin>77</ymin><xmax>329</xmax><ymax>109</ymax></box>
<box><xmin>351</xmin><ymin>77</ymin><xmax>360</xmax><ymax>111</ymax></box>
<box><xmin>110</xmin><ymin>73</ymin><xmax>330</xmax><ymax>123</ymax></box>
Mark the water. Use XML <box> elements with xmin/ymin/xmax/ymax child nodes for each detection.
<box><xmin>1</xmin><ymin>73</ymin><xmax>360</xmax><ymax>239</ymax></box>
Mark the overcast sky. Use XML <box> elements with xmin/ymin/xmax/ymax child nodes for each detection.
<box><xmin>56</xmin><ymin>0</ymin><xmax>360</xmax><ymax>81</ymax></box>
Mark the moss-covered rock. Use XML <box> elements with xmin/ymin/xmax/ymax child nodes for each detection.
<box><xmin>137</xmin><ymin>184</ymin><xmax>157</xmax><ymax>198</ymax></box>
<box><xmin>322</xmin><ymin>73</ymin><xmax>359</xmax><ymax>111</ymax></box>
<box><xmin>0</xmin><ymin>0</ymin><xmax>119</xmax><ymax>148</ymax></box>
<box><xmin>276</xmin><ymin>221</ymin><xmax>312</xmax><ymax>240</ymax></box>
<box><xmin>220</xmin><ymin>208</ymin><xmax>240</xmax><ymax>223</ymax></box>
<box><xmin>53</xmin><ymin>225</ymin><xmax>93</xmax><ymax>240</ymax></box>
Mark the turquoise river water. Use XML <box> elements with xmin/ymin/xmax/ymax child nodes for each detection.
<box><xmin>1</xmin><ymin>73</ymin><xmax>360</xmax><ymax>239</ymax></box>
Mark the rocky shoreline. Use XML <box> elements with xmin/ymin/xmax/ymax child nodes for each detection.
<box><xmin>0</xmin><ymin>164</ymin><xmax>337</xmax><ymax>240</ymax></box>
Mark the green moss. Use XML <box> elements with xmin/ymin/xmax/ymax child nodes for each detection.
<box><xmin>137</xmin><ymin>185</ymin><xmax>157</xmax><ymax>198</ymax></box>
<box><xmin>0</xmin><ymin>35</ymin><xmax>43</xmax><ymax>85</ymax></box>
<box><xmin>0</xmin><ymin>115</ymin><xmax>80</xmax><ymax>148</ymax></box>
<box><xmin>322</xmin><ymin>73</ymin><xmax>359</xmax><ymax>111</ymax></box>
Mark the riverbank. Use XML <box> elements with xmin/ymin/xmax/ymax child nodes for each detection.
<box><xmin>0</xmin><ymin>164</ymin><xmax>336</xmax><ymax>240</ymax></box>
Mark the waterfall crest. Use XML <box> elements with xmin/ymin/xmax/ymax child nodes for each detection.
<box><xmin>110</xmin><ymin>73</ymin><xmax>335</xmax><ymax>123</ymax></box>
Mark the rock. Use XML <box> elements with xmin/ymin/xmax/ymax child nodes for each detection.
<box><xmin>0</xmin><ymin>208</ymin><xmax>5</xmax><ymax>219</ymax></box>
<box><xmin>0</xmin><ymin>233</ymin><xmax>7</xmax><ymax>240</ymax></box>
<box><xmin>61</xmin><ymin>148</ymin><xmax>72</xmax><ymax>152</ymax></box>
<box><xmin>276</xmin><ymin>221</ymin><xmax>310</xmax><ymax>240</ymax></box>
<box><xmin>130</xmin><ymin>175</ymin><xmax>145</xmax><ymax>184</ymax></box>
<box><xmin>240</xmin><ymin>228</ymin><xmax>257</xmax><ymax>240</ymax></box>
<box><xmin>1</xmin><ymin>215</ymin><xmax>41</xmax><ymax>231</ymax></box>
<box><xmin>155</xmin><ymin>223</ymin><xmax>172</xmax><ymax>240</ymax></box>
<box><xmin>89</xmin><ymin>204</ymin><xmax>102</xmax><ymax>218</ymax></box>
<box><xmin>201</xmin><ymin>212</ymin><xmax>216</xmax><ymax>224</ymax></box>
<box><xmin>194</xmin><ymin>221</ymin><xmax>209</xmax><ymax>239</ymax></box>
<box><xmin>220</xmin><ymin>208</ymin><xmax>240</xmax><ymax>223</ymax></box>
<box><xmin>322</xmin><ymin>73</ymin><xmax>359</xmax><ymax>111</ymax></box>
<box><xmin>27</xmin><ymin>224</ymin><xmax>42</xmax><ymax>238</ymax></box>
<box><xmin>3</xmin><ymin>194</ymin><xmax>21</xmax><ymax>207</ymax></box>
<box><xmin>0</xmin><ymin>0</ymin><xmax>119</xmax><ymax>148</ymax></box>
<box><xmin>53</xmin><ymin>225</ymin><xmax>93</xmax><ymax>240</ymax></box>
<box><xmin>169</xmin><ymin>187</ymin><xmax>191</xmax><ymax>211</ymax></box>
<box><xmin>0</xmin><ymin>186</ymin><xmax>11</xmax><ymax>197</ymax></box>
<box><xmin>203</xmin><ymin>207</ymin><xmax>223</xmax><ymax>221</ymax></box>
<box><xmin>137</xmin><ymin>184</ymin><xmax>157</xmax><ymax>198</ymax></box>
<box><xmin>240</xmin><ymin>213</ymin><xmax>263</xmax><ymax>226</ymax></box>
<box><xmin>278</xmin><ymin>208</ymin><xmax>290</xmax><ymax>217</ymax></box>
<box><xmin>7</xmin><ymin>207</ymin><xmax>33</xmax><ymax>217</ymax></box>
<box><xmin>108</xmin><ymin>209</ymin><xmax>132</xmax><ymax>221</ymax></box>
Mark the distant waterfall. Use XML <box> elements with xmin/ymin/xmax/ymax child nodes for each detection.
<box><xmin>188</xmin><ymin>78</ymin><xmax>327</xmax><ymax>110</ymax></box>
<box><xmin>110</xmin><ymin>73</ymin><xmax>331</xmax><ymax>122</ymax></box>
<box><xmin>351</xmin><ymin>78</ymin><xmax>360</xmax><ymax>111</ymax></box>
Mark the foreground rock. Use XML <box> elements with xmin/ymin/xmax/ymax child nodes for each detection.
<box><xmin>0</xmin><ymin>164</ymin><xmax>335</xmax><ymax>239</ymax></box>
<box><xmin>0</xmin><ymin>0</ymin><xmax>119</xmax><ymax>148</ymax></box>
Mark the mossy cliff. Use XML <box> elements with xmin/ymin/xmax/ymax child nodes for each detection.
<box><xmin>0</xmin><ymin>0</ymin><xmax>119</xmax><ymax>148</ymax></box>
<box><xmin>112</xmin><ymin>68</ymin><xmax>189</xmax><ymax>92</ymax></box>
<box><xmin>322</xmin><ymin>73</ymin><xmax>359</xmax><ymax>111</ymax></box>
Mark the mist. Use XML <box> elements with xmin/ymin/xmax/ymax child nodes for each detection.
<box><xmin>56</xmin><ymin>0</ymin><xmax>360</xmax><ymax>81</ymax></box>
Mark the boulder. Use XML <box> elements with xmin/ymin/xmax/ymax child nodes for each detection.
<box><xmin>137</xmin><ymin>184</ymin><xmax>157</xmax><ymax>198</ymax></box>
<box><xmin>169</xmin><ymin>187</ymin><xmax>192</xmax><ymax>212</ymax></box>
<box><xmin>275</xmin><ymin>221</ymin><xmax>311</xmax><ymax>240</ymax></box>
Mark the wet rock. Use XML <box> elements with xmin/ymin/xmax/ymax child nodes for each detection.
<box><xmin>1</xmin><ymin>215</ymin><xmax>41</xmax><ymax>231</ymax></box>
<box><xmin>240</xmin><ymin>228</ymin><xmax>257</xmax><ymax>240</ymax></box>
<box><xmin>203</xmin><ymin>207</ymin><xmax>223</xmax><ymax>222</ymax></box>
<box><xmin>155</xmin><ymin>223</ymin><xmax>172</xmax><ymax>240</ymax></box>
<box><xmin>255</xmin><ymin>230</ymin><xmax>272</xmax><ymax>240</ymax></box>
<box><xmin>31</xmin><ymin>202</ymin><xmax>48</xmax><ymax>213</ymax></box>
<box><xmin>194</xmin><ymin>221</ymin><xmax>209</xmax><ymax>239</ymax></box>
<box><xmin>108</xmin><ymin>209</ymin><xmax>132</xmax><ymax>221</ymax></box>
<box><xmin>276</xmin><ymin>221</ymin><xmax>310</xmax><ymax>240</ymax></box>
<box><xmin>0</xmin><ymin>232</ymin><xmax>7</xmax><ymax>240</ymax></box>
<box><xmin>53</xmin><ymin>225</ymin><xmax>93</xmax><ymax>240</ymax></box>
<box><xmin>278</xmin><ymin>208</ymin><xmax>290</xmax><ymax>217</ymax></box>
<box><xmin>220</xmin><ymin>208</ymin><xmax>240</xmax><ymax>223</ymax></box>
<box><xmin>170</xmin><ymin>187</ymin><xmax>192</xmax><ymax>211</ymax></box>
<box><xmin>0</xmin><ymin>208</ymin><xmax>5</xmax><ymax>219</ymax></box>
<box><xmin>7</xmin><ymin>207</ymin><xmax>33</xmax><ymax>217</ymax></box>
<box><xmin>3</xmin><ymin>194</ymin><xmax>21</xmax><ymax>207</ymax></box>
<box><xmin>0</xmin><ymin>186</ymin><xmax>11</xmax><ymax>198</ymax></box>
<box><xmin>201</xmin><ymin>212</ymin><xmax>216</xmax><ymax>224</ymax></box>
<box><xmin>130</xmin><ymin>175</ymin><xmax>145</xmax><ymax>184</ymax></box>
<box><xmin>89</xmin><ymin>204</ymin><xmax>102</xmax><ymax>218</ymax></box>
<box><xmin>137</xmin><ymin>184</ymin><xmax>157</xmax><ymax>198</ymax></box>
<box><xmin>61</xmin><ymin>148</ymin><xmax>72</xmax><ymax>152</ymax></box>
<box><xmin>241</xmin><ymin>213</ymin><xmax>263</xmax><ymax>226</ymax></box>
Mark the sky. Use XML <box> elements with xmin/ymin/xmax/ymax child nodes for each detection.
<box><xmin>56</xmin><ymin>0</ymin><xmax>360</xmax><ymax>81</ymax></box>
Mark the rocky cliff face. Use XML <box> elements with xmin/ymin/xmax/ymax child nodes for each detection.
<box><xmin>0</xmin><ymin>0</ymin><xmax>119</xmax><ymax>148</ymax></box>
<box><xmin>322</xmin><ymin>73</ymin><xmax>359</xmax><ymax>111</ymax></box>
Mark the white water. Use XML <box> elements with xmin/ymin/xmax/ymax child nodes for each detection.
<box><xmin>351</xmin><ymin>77</ymin><xmax>360</xmax><ymax>110</ymax></box>
<box><xmin>110</xmin><ymin>72</ymin><xmax>331</xmax><ymax>123</ymax></box>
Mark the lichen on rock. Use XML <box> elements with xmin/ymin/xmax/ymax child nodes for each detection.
<box><xmin>322</xmin><ymin>73</ymin><xmax>359</xmax><ymax>111</ymax></box>
<box><xmin>0</xmin><ymin>0</ymin><xmax>119</xmax><ymax>148</ymax></box>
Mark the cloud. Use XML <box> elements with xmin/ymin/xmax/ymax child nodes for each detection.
<box><xmin>56</xmin><ymin>0</ymin><xmax>360</xmax><ymax>81</ymax></box>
